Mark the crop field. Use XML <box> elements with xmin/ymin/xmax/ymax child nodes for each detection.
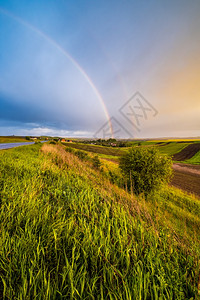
<box><xmin>184</xmin><ymin>150</ymin><xmax>200</xmax><ymax>165</ymax></box>
<box><xmin>62</xmin><ymin>142</ymin><xmax>125</xmax><ymax>156</ymax></box>
<box><xmin>171</xmin><ymin>169</ymin><xmax>200</xmax><ymax>197</ymax></box>
<box><xmin>63</xmin><ymin>140</ymin><xmax>200</xmax><ymax>160</ymax></box>
<box><xmin>0</xmin><ymin>143</ymin><xmax>199</xmax><ymax>299</ymax></box>
<box><xmin>156</xmin><ymin>142</ymin><xmax>192</xmax><ymax>156</ymax></box>
<box><xmin>172</xmin><ymin>143</ymin><xmax>200</xmax><ymax>161</ymax></box>
<box><xmin>63</xmin><ymin>140</ymin><xmax>200</xmax><ymax>161</ymax></box>
<box><xmin>0</xmin><ymin>136</ymin><xmax>29</xmax><ymax>143</ymax></box>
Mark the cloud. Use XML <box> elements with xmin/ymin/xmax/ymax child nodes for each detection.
<box><xmin>0</xmin><ymin>1</ymin><xmax>200</xmax><ymax>138</ymax></box>
<box><xmin>0</xmin><ymin>125</ymin><xmax>92</xmax><ymax>138</ymax></box>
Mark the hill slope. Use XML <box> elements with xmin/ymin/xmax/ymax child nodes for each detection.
<box><xmin>0</xmin><ymin>143</ymin><xmax>199</xmax><ymax>299</ymax></box>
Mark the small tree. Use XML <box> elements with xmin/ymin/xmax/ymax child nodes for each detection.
<box><xmin>119</xmin><ymin>147</ymin><xmax>172</xmax><ymax>196</ymax></box>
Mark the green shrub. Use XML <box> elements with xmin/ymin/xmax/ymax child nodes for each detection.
<box><xmin>75</xmin><ymin>150</ymin><xmax>89</xmax><ymax>161</ymax></box>
<box><xmin>65</xmin><ymin>147</ymin><xmax>74</xmax><ymax>153</ymax></box>
<box><xmin>91</xmin><ymin>155</ymin><xmax>101</xmax><ymax>169</ymax></box>
<box><xmin>49</xmin><ymin>141</ymin><xmax>56</xmax><ymax>145</ymax></box>
<box><xmin>119</xmin><ymin>147</ymin><xmax>172</xmax><ymax>196</ymax></box>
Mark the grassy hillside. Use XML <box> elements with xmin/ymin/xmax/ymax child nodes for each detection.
<box><xmin>0</xmin><ymin>144</ymin><xmax>199</xmax><ymax>299</ymax></box>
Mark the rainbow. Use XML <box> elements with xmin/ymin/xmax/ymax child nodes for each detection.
<box><xmin>0</xmin><ymin>7</ymin><xmax>113</xmax><ymax>138</ymax></box>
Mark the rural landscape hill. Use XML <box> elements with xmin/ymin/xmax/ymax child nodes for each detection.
<box><xmin>0</xmin><ymin>139</ymin><xmax>199</xmax><ymax>299</ymax></box>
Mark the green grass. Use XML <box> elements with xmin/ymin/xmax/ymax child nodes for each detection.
<box><xmin>0</xmin><ymin>144</ymin><xmax>199</xmax><ymax>299</ymax></box>
<box><xmin>99</xmin><ymin>156</ymin><xmax>200</xmax><ymax>245</ymax></box>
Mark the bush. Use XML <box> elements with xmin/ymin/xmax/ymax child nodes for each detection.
<box><xmin>65</xmin><ymin>147</ymin><xmax>74</xmax><ymax>153</ymax></box>
<box><xmin>119</xmin><ymin>147</ymin><xmax>172</xmax><ymax>196</ymax></box>
<box><xmin>91</xmin><ymin>155</ymin><xmax>101</xmax><ymax>169</ymax></box>
<box><xmin>49</xmin><ymin>141</ymin><xmax>56</xmax><ymax>145</ymax></box>
<box><xmin>75</xmin><ymin>150</ymin><xmax>89</xmax><ymax>161</ymax></box>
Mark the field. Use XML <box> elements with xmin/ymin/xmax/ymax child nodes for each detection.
<box><xmin>184</xmin><ymin>150</ymin><xmax>200</xmax><ymax>164</ymax></box>
<box><xmin>172</xmin><ymin>143</ymin><xmax>200</xmax><ymax>161</ymax></box>
<box><xmin>0</xmin><ymin>136</ymin><xmax>29</xmax><ymax>143</ymax></box>
<box><xmin>0</xmin><ymin>143</ymin><xmax>199</xmax><ymax>299</ymax></box>
<box><xmin>156</xmin><ymin>142</ymin><xmax>191</xmax><ymax>156</ymax></box>
<box><xmin>63</xmin><ymin>140</ymin><xmax>200</xmax><ymax>197</ymax></box>
<box><xmin>171</xmin><ymin>169</ymin><xmax>200</xmax><ymax>197</ymax></box>
<box><xmin>62</xmin><ymin>142</ymin><xmax>124</xmax><ymax>156</ymax></box>
<box><xmin>63</xmin><ymin>140</ymin><xmax>200</xmax><ymax>162</ymax></box>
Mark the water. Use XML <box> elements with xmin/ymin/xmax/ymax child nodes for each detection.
<box><xmin>0</xmin><ymin>141</ymin><xmax>40</xmax><ymax>150</ymax></box>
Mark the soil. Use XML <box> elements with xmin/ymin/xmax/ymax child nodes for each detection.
<box><xmin>171</xmin><ymin>164</ymin><xmax>200</xmax><ymax>198</ymax></box>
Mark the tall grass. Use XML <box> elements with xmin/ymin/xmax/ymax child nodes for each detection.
<box><xmin>0</xmin><ymin>144</ymin><xmax>199</xmax><ymax>299</ymax></box>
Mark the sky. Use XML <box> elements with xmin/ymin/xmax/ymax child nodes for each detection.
<box><xmin>0</xmin><ymin>0</ymin><xmax>200</xmax><ymax>138</ymax></box>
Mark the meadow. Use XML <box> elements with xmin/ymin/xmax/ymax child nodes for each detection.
<box><xmin>0</xmin><ymin>143</ymin><xmax>199</xmax><ymax>299</ymax></box>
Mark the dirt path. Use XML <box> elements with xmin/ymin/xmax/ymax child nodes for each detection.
<box><xmin>173</xmin><ymin>163</ymin><xmax>200</xmax><ymax>175</ymax></box>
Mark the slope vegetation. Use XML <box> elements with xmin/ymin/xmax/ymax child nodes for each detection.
<box><xmin>0</xmin><ymin>143</ymin><xmax>199</xmax><ymax>299</ymax></box>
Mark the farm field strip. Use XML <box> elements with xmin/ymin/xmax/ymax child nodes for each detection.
<box><xmin>62</xmin><ymin>142</ymin><xmax>125</xmax><ymax>156</ymax></box>
<box><xmin>0</xmin><ymin>136</ymin><xmax>29</xmax><ymax>143</ymax></box>
<box><xmin>182</xmin><ymin>150</ymin><xmax>200</xmax><ymax>165</ymax></box>
<box><xmin>172</xmin><ymin>143</ymin><xmax>200</xmax><ymax>161</ymax></box>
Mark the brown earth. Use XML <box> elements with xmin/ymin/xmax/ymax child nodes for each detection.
<box><xmin>170</xmin><ymin>170</ymin><xmax>200</xmax><ymax>198</ymax></box>
<box><xmin>170</xmin><ymin>164</ymin><xmax>200</xmax><ymax>197</ymax></box>
<box><xmin>172</xmin><ymin>143</ymin><xmax>200</xmax><ymax>161</ymax></box>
